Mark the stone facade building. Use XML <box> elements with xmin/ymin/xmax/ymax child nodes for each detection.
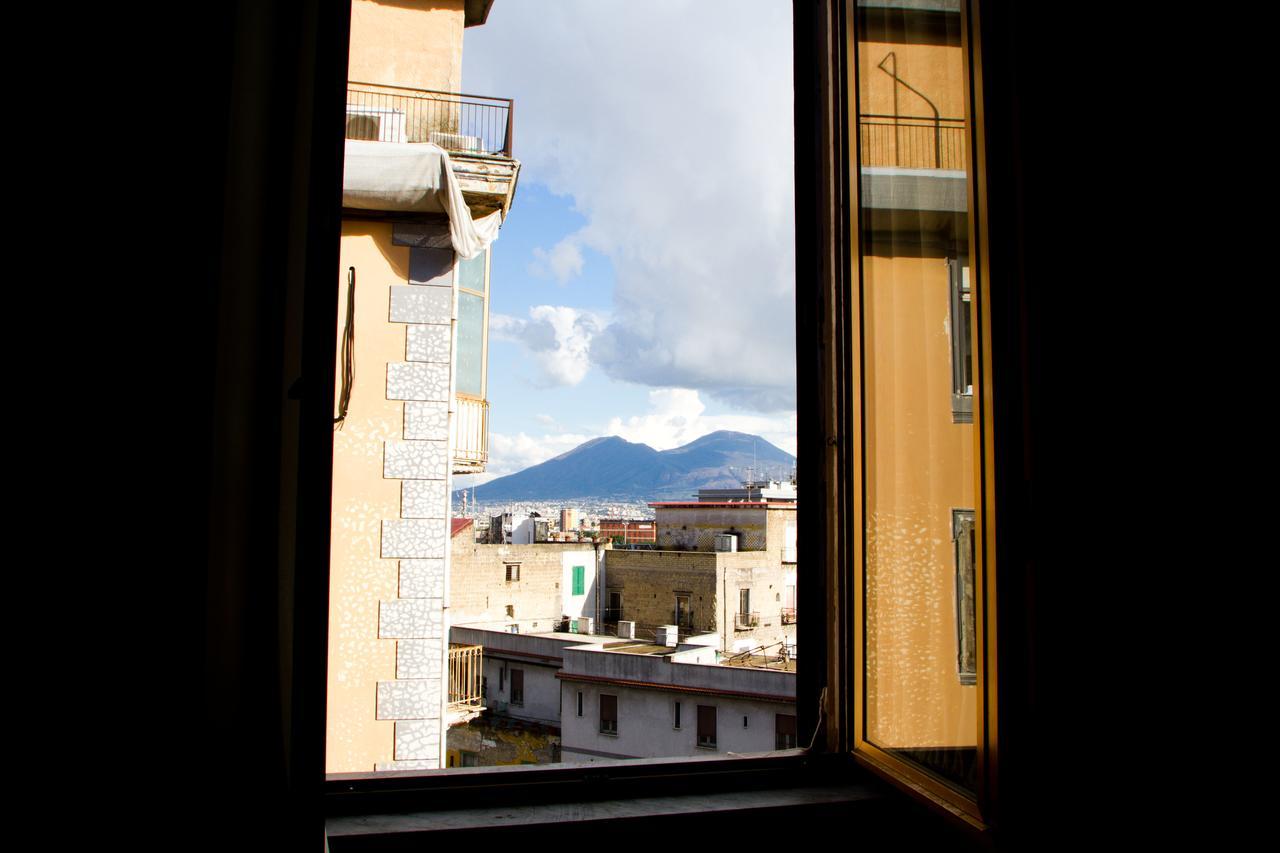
<box><xmin>605</xmin><ymin>500</ymin><xmax>797</xmax><ymax>653</ymax></box>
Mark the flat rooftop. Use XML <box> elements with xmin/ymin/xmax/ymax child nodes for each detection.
<box><xmin>721</xmin><ymin>655</ymin><xmax>797</xmax><ymax>672</ymax></box>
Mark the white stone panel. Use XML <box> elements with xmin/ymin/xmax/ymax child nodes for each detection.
<box><xmin>406</xmin><ymin>324</ymin><xmax>452</xmax><ymax>363</ymax></box>
<box><xmin>387</xmin><ymin>361</ymin><xmax>449</xmax><ymax>402</ymax></box>
<box><xmin>382</xmin><ymin>518</ymin><xmax>446</xmax><ymax>559</ymax></box>
<box><xmin>375</xmin><ymin>759</ymin><xmax>437</xmax><ymax>771</ymax></box>
<box><xmin>376</xmin><ymin>679</ymin><xmax>440</xmax><ymax>719</ymax></box>
<box><xmin>384</xmin><ymin>439</ymin><xmax>448</xmax><ymax>480</ymax></box>
<box><xmin>395</xmin><ymin>719</ymin><xmax>441</xmax><ymax>761</ymax></box>
<box><xmin>403</xmin><ymin>401</ymin><xmax>450</xmax><ymax>440</ymax></box>
<box><xmin>402</xmin><ymin>480</ymin><xmax>448</xmax><ymax>519</ymax></box>
<box><xmin>389</xmin><ymin>285</ymin><xmax>451</xmax><ymax>325</ymax></box>
<box><xmin>396</xmin><ymin>638</ymin><xmax>444</xmax><ymax>680</ymax></box>
<box><xmin>399</xmin><ymin>559</ymin><xmax>446</xmax><ymax>599</ymax></box>
<box><xmin>379</xmin><ymin>598</ymin><xmax>444</xmax><ymax>639</ymax></box>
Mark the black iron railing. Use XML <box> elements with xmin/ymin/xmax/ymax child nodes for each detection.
<box><xmin>346</xmin><ymin>82</ymin><xmax>514</xmax><ymax>157</ymax></box>
<box><xmin>859</xmin><ymin>114</ymin><xmax>965</xmax><ymax>170</ymax></box>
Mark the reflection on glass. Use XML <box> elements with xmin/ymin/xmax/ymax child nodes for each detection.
<box><xmin>856</xmin><ymin>0</ymin><xmax>978</xmax><ymax>793</ymax></box>
<box><xmin>457</xmin><ymin>291</ymin><xmax>485</xmax><ymax>397</ymax></box>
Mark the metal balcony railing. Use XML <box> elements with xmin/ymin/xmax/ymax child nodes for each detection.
<box><xmin>859</xmin><ymin>114</ymin><xmax>965</xmax><ymax>170</ymax></box>
<box><xmin>448</xmin><ymin>643</ymin><xmax>484</xmax><ymax>710</ymax></box>
<box><xmin>781</xmin><ymin>607</ymin><xmax>797</xmax><ymax>625</ymax></box>
<box><xmin>346</xmin><ymin>82</ymin><xmax>514</xmax><ymax>157</ymax></box>
<box><xmin>452</xmin><ymin>394</ymin><xmax>488</xmax><ymax>472</ymax></box>
<box><xmin>735</xmin><ymin>612</ymin><xmax>761</xmax><ymax>630</ymax></box>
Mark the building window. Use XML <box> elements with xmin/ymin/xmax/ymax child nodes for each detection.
<box><xmin>505</xmin><ymin>563</ymin><xmax>520</xmax><ymax>582</ymax></box>
<box><xmin>510</xmin><ymin>668</ymin><xmax>524</xmax><ymax>706</ymax></box>
<box><xmin>455</xmin><ymin>249</ymin><xmax>488</xmax><ymax>398</ymax></box>
<box><xmin>673</xmin><ymin>701</ymin><xmax>681</xmax><ymax>730</ymax></box>
<box><xmin>949</xmin><ymin>258</ymin><xmax>973</xmax><ymax>424</ymax></box>
<box><xmin>606</xmin><ymin>590</ymin><xmax>622</xmax><ymax>623</ymax></box>
<box><xmin>674</xmin><ymin>593</ymin><xmax>693</xmax><ymax>630</ymax></box>
<box><xmin>599</xmin><ymin>694</ymin><xmax>617</xmax><ymax>735</ymax></box>
<box><xmin>954</xmin><ymin>509</ymin><xmax>977</xmax><ymax>686</ymax></box>
<box><xmin>576</xmin><ymin>691</ymin><xmax>583</xmax><ymax>717</ymax></box>
<box><xmin>498</xmin><ymin>665</ymin><xmax>504</xmax><ymax>692</ymax></box>
<box><xmin>572</xmin><ymin>565</ymin><xmax>585</xmax><ymax>596</ymax></box>
<box><xmin>775</xmin><ymin>714</ymin><xmax>797</xmax><ymax>750</ymax></box>
<box><xmin>696</xmin><ymin>705</ymin><xmax>716</xmax><ymax>749</ymax></box>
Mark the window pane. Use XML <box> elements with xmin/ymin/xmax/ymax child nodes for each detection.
<box><xmin>456</xmin><ymin>291</ymin><xmax>485</xmax><ymax>397</ymax></box>
<box><xmin>457</xmin><ymin>250</ymin><xmax>486</xmax><ymax>293</ymax></box>
<box><xmin>855</xmin><ymin>1</ymin><xmax>978</xmax><ymax>793</ymax></box>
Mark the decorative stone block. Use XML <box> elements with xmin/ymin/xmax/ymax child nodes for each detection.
<box><xmin>394</xmin><ymin>719</ymin><xmax>441</xmax><ymax>761</ymax></box>
<box><xmin>409</xmin><ymin>247</ymin><xmax>455</xmax><ymax>287</ymax></box>
<box><xmin>402</xmin><ymin>480</ymin><xmax>448</xmax><ymax>519</ymax></box>
<box><xmin>379</xmin><ymin>598</ymin><xmax>443</xmax><ymax>638</ymax></box>
<box><xmin>397</xmin><ymin>638</ymin><xmax>444</xmax><ymax>680</ymax></box>
<box><xmin>389</xmin><ymin>285</ymin><xmax>451</xmax><ymax>325</ymax></box>
<box><xmin>405</xmin><ymin>323</ymin><xmax>452</xmax><ymax>363</ymax></box>
<box><xmin>382</xmin><ymin>518</ymin><xmax>446</xmax><ymax>559</ymax></box>
<box><xmin>384</xmin><ymin>439</ymin><xmax>448</xmax><ymax>480</ymax></box>
<box><xmin>387</xmin><ymin>361</ymin><xmax>450</xmax><ymax>402</ymax></box>
<box><xmin>399</xmin><ymin>559</ymin><xmax>445</xmax><ymax>599</ymax></box>
<box><xmin>403</xmin><ymin>400</ymin><xmax>450</xmax><ymax>440</ymax></box>
<box><xmin>376</xmin><ymin>679</ymin><xmax>439</xmax><ymax>720</ymax></box>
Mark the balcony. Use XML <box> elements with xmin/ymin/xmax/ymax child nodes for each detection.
<box><xmin>448</xmin><ymin>643</ymin><xmax>484</xmax><ymax>711</ymax></box>
<box><xmin>347</xmin><ymin>82</ymin><xmax>520</xmax><ymax>216</ymax></box>
<box><xmin>735</xmin><ymin>612</ymin><xmax>761</xmax><ymax>631</ymax></box>
<box><xmin>859</xmin><ymin>114</ymin><xmax>965</xmax><ymax>171</ymax></box>
<box><xmin>452</xmin><ymin>394</ymin><xmax>488</xmax><ymax>475</ymax></box>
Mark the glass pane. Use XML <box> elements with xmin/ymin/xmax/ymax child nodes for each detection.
<box><xmin>456</xmin><ymin>291</ymin><xmax>485</xmax><ymax>397</ymax></box>
<box><xmin>458</xmin><ymin>250</ymin><xmax>486</xmax><ymax>293</ymax></box>
<box><xmin>856</xmin><ymin>0</ymin><xmax>978</xmax><ymax>793</ymax></box>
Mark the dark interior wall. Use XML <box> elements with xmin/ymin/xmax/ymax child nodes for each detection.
<box><xmin>89</xmin><ymin>1</ymin><xmax>1177</xmax><ymax>847</ymax></box>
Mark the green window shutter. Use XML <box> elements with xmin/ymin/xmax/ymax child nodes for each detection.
<box><xmin>572</xmin><ymin>565</ymin><xmax>584</xmax><ymax>596</ymax></box>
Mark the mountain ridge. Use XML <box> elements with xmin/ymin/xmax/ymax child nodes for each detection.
<box><xmin>458</xmin><ymin>430</ymin><xmax>795</xmax><ymax>504</ymax></box>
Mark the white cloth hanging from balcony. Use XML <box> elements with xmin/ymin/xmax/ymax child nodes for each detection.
<box><xmin>341</xmin><ymin>140</ymin><xmax>501</xmax><ymax>259</ymax></box>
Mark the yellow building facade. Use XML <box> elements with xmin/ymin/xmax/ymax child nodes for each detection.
<box><xmin>326</xmin><ymin>0</ymin><xmax>517</xmax><ymax>773</ymax></box>
<box><xmin>854</xmin><ymin>3</ymin><xmax>978</xmax><ymax>792</ymax></box>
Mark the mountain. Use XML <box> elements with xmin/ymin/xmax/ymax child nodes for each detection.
<box><xmin>460</xmin><ymin>430</ymin><xmax>795</xmax><ymax>503</ymax></box>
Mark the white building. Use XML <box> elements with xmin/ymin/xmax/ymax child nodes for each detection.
<box><xmin>558</xmin><ymin>637</ymin><xmax>797</xmax><ymax>763</ymax></box>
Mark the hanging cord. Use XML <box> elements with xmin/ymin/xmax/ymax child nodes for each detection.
<box><xmin>334</xmin><ymin>266</ymin><xmax>356</xmax><ymax>429</ymax></box>
<box><xmin>806</xmin><ymin>686</ymin><xmax>828</xmax><ymax>751</ymax></box>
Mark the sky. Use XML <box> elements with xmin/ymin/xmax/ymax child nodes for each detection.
<box><xmin>456</xmin><ymin>0</ymin><xmax>795</xmax><ymax>488</ymax></box>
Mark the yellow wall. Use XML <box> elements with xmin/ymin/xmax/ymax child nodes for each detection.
<box><xmin>326</xmin><ymin>222</ymin><xmax>411</xmax><ymax>773</ymax></box>
<box><xmin>348</xmin><ymin>0</ymin><xmax>466</xmax><ymax>92</ymax></box>
<box><xmin>862</xmin><ymin>252</ymin><xmax>977</xmax><ymax>749</ymax></box>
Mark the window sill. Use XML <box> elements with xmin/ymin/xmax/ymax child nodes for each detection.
<box><xmin>326</xmin><ymin>781</ymin><xmax>879</xmax><ymax>846</ymax></box>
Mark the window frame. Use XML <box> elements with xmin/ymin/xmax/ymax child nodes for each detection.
<box><xmin>509</xmin><ymin>668</ymin><xmax>524</xmax><ymax>707</ymax></box>
<box><xmin>599</xmin><ymin>693</ymin><xmax>618</xmax><ymax>736</ymax></box>
<box><xmin>314</xmin><ymin>0</ymin><xmax>1012</xmax><ymax>841</ymax></box>
<box><xmin>696</xmin><ymin>704</ymin><xmax>717</xmax><ymax>750</ymax></box>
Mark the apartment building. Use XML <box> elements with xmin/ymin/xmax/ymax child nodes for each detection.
<box><xmin>557</xmin><ymin>636</ymin><xmax>796</xmax><ymax>764</ymax></box>
<box><xmin>446</xmin><ymin>625</ymin><xmax>796</xmax><ymax>766</ymax></box>
<box><xmin>449</xmin><ymin>524</ymin><xmax>604</xmax><ymax>629</ymax></box>
<box><xmin>605</xmin><ymin>496</ymin><xmax>798</xmax><ymax>652</ymax></box>
<box><xmin>325</xmin><ymin>0</ymin><xmax>520</xmax><ymax>773</ymax></box>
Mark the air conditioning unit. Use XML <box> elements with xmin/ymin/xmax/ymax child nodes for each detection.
<box><xmin>714</xmin><ymin>534</ymin><xmax>738</xmax><ymax>552</ymax></box>
<box><xmin>655</xmin><ymin>625</ymin><xmax>680</xmax><ymax>647</ymax></box>
<box><xmin>575</xmin><ymin>617</ymin><xmax>594</xmax><ymax>635</ymax></box>
<box><xmin>344</xmin><ymin>104</ymin><xmax>406</xmax><ymax>143</ymax></box>
<box><xmin>429</xmin><ymin>130</ymin><xmax>484</xmax><ymax>153</ymax></box>
<box><xmin>616</xmin><ymin>620</ymin><xmax>636</xmax><ymax>640</ymax></box>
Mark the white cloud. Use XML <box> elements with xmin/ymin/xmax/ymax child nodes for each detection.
<box><xmin>465</xmin><ymin>0</ymin><xmax>796</xmax><ymax>412</ymax></box>
<box><xmin>528</xmin><ymin>238</ymin><xmax>584</xmax><ymax>283</ymax></box>
<box><xmin>490</xmin><ymin>305</ymin><xmax>605</xmax><ymax>387</ymax></box>
<box><xmin>604</xmin><ymin>388</ymin><xmax>796</xmax><ymax>456</ymax></box>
